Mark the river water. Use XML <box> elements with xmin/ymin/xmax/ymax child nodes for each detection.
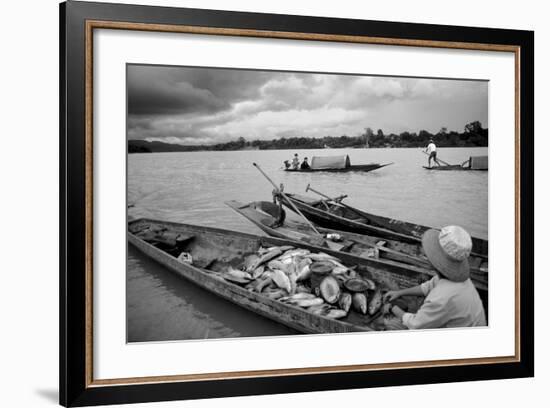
<box><xmin>127</xmin><ymin>147</ymin><xmax>488</xmax><ymax>342</ymax></box>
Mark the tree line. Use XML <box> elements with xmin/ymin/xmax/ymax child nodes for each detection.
<box><xmin>128</xmin><ymin>121</ymin><xmax>487</xmax><ymax>153</ymax></box>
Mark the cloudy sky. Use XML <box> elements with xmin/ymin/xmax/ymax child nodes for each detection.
<box><xmin>127</xmin><ymin>64</ymin><xmax>488</xmax><ymax>145</ymax></box>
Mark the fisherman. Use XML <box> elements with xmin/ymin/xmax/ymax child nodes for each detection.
<box><xmin>291</xmin><ymin>153</ymin><xmax>300</xmax><ymax>170</ymax></box>
<box><xmin>300</xmin><ymin>157</ymin><xmax>311</xmax><ymax>170</ymax></box>
<box><xmin>271</xmin><ymin>183</ymin><xmax>286</xmax><ymax>227</ymax></box>
<box><xmin>425</xmin><ymin>139</ymin><xmax>439</xmax><ymax>168</ymax></box>
<box><xmin>382</xmin><ymin>225</ymin><xmax>486</xmax><ymax>329</ymax></box>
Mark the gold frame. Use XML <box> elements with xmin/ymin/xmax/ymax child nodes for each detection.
<box><xmin>84</xmin><ymin>20</ymin><xmax>521</xmax><ymax>388</ymax></box>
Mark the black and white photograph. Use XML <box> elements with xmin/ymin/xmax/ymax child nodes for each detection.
<box><xmin>126</xmin><ymin>64</ymin><xmax>489</xmax><ymax>342</ymax></box>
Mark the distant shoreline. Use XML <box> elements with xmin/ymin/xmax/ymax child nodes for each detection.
<box><xmin>128</xmin><ymin>124</ymin><xmax>488</xmax><ymax>154</ymax></box>
<box><xmin>128</xmin><ymin>145</ymin><xmax>488</xmax><ymax>154</ymax></box>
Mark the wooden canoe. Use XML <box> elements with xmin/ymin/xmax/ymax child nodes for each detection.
<box><xmin>225</xmin><ymin>200</ymin><xmax>487</xmax><ymax>291</ymax></box>
<box><xmin>423</xmin><ymin>165</ymin><xmax>487</xmax><ymax>171</ymax></box>
<box><xmin>284</xmin><ymin>163</ymin><xmax>392</xmax><ymax>173</ymax></box>
<box><xmin>423</xmin><ymin>156</ymin><xmax>488</xmax><ymax>171</ymax></box>
<box><xmin>279</xmin><ymin>193</ymin><xmax>488</xmax><ymax>259</ymax></box>
<box><xmin>423</xmin><ymin>165</ymin><xmax>469</xmax><ymax>170</ymax></box>
<box><xmin>128</xmin><ymin>218</ymin><xmax>486</xmax><ymax>334</ymax></box>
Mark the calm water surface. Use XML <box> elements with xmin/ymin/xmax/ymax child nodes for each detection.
<box><xmin>127</xmin><ymin>147</ymin><xmax>488</xmax><ymax>342</ymax></box>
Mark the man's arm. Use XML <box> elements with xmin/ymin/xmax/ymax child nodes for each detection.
<box><xmin>384</xmin><ymin>284</ymin><xmax>424</xmax><ymax>302</ymax></box>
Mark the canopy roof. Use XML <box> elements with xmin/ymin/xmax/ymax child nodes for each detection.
<box><xmin>310</xmin><ymin>155</ymin><xmax>351</xmax><ymax>170</ymax></box>
<box><xmin>470</xmin><ymin>155</ymin><xmax>488</xmax><ymax>170</ymax></box>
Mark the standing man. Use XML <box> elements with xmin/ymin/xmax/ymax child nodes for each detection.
<box><xmin>382</xmin><ymin>225</ymin><xmax>486</xmax><ymax>329</ymax></box>
<box><xmin>425</xmin><ymin>139</ymin><xmax>439</xmax><ymax>168</ymax></box>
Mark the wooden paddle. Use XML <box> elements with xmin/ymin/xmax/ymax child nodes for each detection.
<box><xmin>305</xmin><ymin>184</ymin><xmax>368</xmax><ymax>219</ymax></box>
<box><xmin>306</xmin><ymin>184</ymin><xmax>348</xmax><ymax>203</ymax></box>
<box><xmin>253</xmin><ymin>163</ymin><xmax>322</xmax><ymax>236</ymax></box>
<box><xmin>422</xmin><ymin>150</ymin><xmax>451</xmax><ymax>166</ymax></box>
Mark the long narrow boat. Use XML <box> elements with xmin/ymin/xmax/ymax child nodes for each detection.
<box><xmin>423</xmin><ymin>155</ymin><xmax>488</xmax><ymax>171</ymax></box>
<box><xmin>283</xmin><ymin>155</ymin><xmax>392</xmax><ymax>173</ymax></box>
<box><xmin>128</xmin><ymin>218</ymin><xmax>487</xmax><ymax>334</ymax></box>
<box><xmin>279</xmin><ymin>193</ymin><xmax>489</xmax><ymax>259</ymax></box>
<box><xmin>226</xmin><ymin>200</ymin><xmax>487</xmax><ymax>291</ymax></box>
<box><xmin>284</xmin><ymin>163</ymin><xmax>392</xmax><ymax>173</ymax></box>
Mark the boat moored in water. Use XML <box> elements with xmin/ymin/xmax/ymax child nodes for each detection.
<box><xmin>284</xmin><ymin>155</ymin><xmax>392</xmax><ymax>173</ymax></box>
<box><xmin>226</xmin><ymin>200</ymin><xmax>487</xmax><ymax>292</ymax></box>
<box><xmin>424</xmin><ymin>155</ymin><xmax>488</xmax><ymax>171</ymax></box>
<box><xmin>128</xmin><ymin>218</ymin><xmax>486</xmax><ymax>334</ymax></box>
<box><xmin>278</xmin><ymin>193</ymin><xmax>488</xmax><ymax>264</ymax></box>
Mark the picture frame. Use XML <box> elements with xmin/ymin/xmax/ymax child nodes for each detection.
<box><xmin>60</xmin><ymin>1</ymin><xmax>534</xmax><ymax>406</ymax></box>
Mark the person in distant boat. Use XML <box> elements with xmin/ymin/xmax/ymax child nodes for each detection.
<box><xmin>291</xmin><ymin>153</ymin><xmax>300</xmax><ymax>170</ymax></box>
<box><xmin>425</xmin><ymin>139</ymin><xmax>439</xmax><ymax>168</ymax></box>
<box><xmin>300</xmin><ymin>157</ymin><xmax>311</xmax><ymax>170</ymax></box>
<box><xmin>283</xmin><ymin>160</ymin><xmax>291</xmax><ymax>169</ymax></box>
<box><xmin>382</xmin><ymin>225</ymin><xmax>486</xmax><ymax>330</ymax></box>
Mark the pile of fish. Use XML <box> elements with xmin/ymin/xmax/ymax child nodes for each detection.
<box><xmin>220</xmin><ymin>245</ymin><xmax>385</xmax><ymax>320</ymax></box>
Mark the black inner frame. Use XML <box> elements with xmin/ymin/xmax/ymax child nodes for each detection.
<box><xmin>60</xmin><ymin>1</ymin><xmax>534</xmax><ymax>406</ymax></box>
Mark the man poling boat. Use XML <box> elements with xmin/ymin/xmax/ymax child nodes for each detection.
<box><xmin>424</xmin><ymin>139</ymin><xmax>441</xmax><ymax>168</ymax></box>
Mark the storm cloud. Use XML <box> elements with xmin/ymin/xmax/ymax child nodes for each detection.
<box><xmin>127</xmin><ymin>64</ymin><xmax>488</xmax><ymax>145</ymax></box>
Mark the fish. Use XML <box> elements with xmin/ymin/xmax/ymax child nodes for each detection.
<box><xmin>224</xmin><ymin>268</ymin><xmax>253</xmax><ymax>284</ymax></box>
<box><xmin>334</xmin><ymin>274</ymin><xmax>348</xmax><ymax>284</ymax></box>
<box><xmin>280</xmin><ymin>293</ymin><xmax>317</xmax><ymax>302</ymax></box>
<box><xmin>280</xmin><ymin>248</ymin><xmax>310</xmax><ymax>259</ymax></box>
<box><xmin>344</xmin><ymin>278</ymin><xmax>371</xmax><ymax>292</ymax></box>
<box><xmin>225</xmin><ymin>266</ymin><xmax>252</xmax><ymax>280</ymax></box>
<box><xmin>296</xmin><ymin>260</ymin><xmax>313</xmax><ymax>282</ymax></box>
<box><xmin>324</xmin><ymin>308</ymin><xmax>348</xmax><ymax>319</ymax></box>
<box><xmin>244</xmin><ymin>281</ymin><xmax>256</xmax><ymax>291</ymax></box>
<box><xmin>250</xmin><ymin>248</ymin><xmax>283</xmax><ymax>270</ymax></box>
<box><xmin>364</xmin><ymin>278</ymin><xmax>376</xmax><ymax>291</ymax></box>
<box><xmin>294</xmin><ymin>298</ymin><xmax>324</xmax><ymax>308</ymax></box>
<box><xmin>308</xmin><ymin>304</ymin><xmax>331</xmax><ymax>315</ymax></box>
<box><xmin>296</xmin><ymin>285</ymin><xmax>311</xmax><ymax>294</ymax></box>
<box><xmin>328</xmin><ymin>259</ymin><xmax>354</xmax><ymax>270</ymax></box>
<box><xmin>255</xmin><ymin>277</ymin><xmax>272</xmax><ymax>293</ymax></box>
<box><xmin>264</xmin><ymin>288</ymin><xmax>286</xmax><ymax>300</ymax></box>
<box><xmin>319</xmin><ymin>276</ymin><xmax>341</xmax><ymax>304</ymax></box>
<box><xmin>338</xmin><ymin>292</ymin><xmax>352</xmax><ymax>313</ymax></box>
<box><xmin>271</xmin><ymin>269</ymin><xmax>292</xmax><ymax>293</ymax></box>
<box><xmin>267</xmin><ymin>260</ymin><xmax>289</xmax><ymax>273</ymax></box>
<box><xmin>352</xmin><ymin>293</ymin><xmax>368</xmax><ymax>314</ymax></box>
<box><xmin>331</xmin><ymin>266</ymin><xmax>349</xmax><ymax>275</ymax></box>
<box><xmin>275</xmin><ymin>245</ymin><xmax>295</xmax><ymax>252</ymax></box>
<box><xmin>243</xmin><ymin>254</ymin><xmax>260</xmax><ymax>272</ymax></box>
<box><xmin>307</xmin><ymin>252</ymin><xmax>339</xmax><ymax>262</ymax></box>
<box><xmin>288</xmin><ymin>271</ymin><xmax>298</xmax><ymax>294</ymax></box>
<box><xmin>251</xmin><ymin>265</ymin><xmax>265</xmax><ymax>280</ymax></box>
<box><xmin>368</xmin><ymin>289</ymin><xmax>383</xmax><ymax>315</ymax></box>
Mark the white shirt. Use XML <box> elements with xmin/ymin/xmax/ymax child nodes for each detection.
<box><xmin>426</xmin><ymin>143</ymin><xmax>436</xmax><ymax>153</ymax></box>
<box><xmin>401</xmin><ymin>276</ymin><xmax>486</xmax><ymax>330</ymax></box>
